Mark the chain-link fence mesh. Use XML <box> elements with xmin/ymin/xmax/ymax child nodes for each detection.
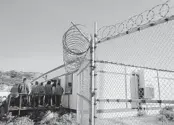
<box><xmin>61</xmin><ymin>23</ymin><xmax>92</xmax><ymax>125</ymax></box>
<box><xmin>76</xmin><ymin>46</ymin><xmax>91</xmax><ymax>125</ymax></box>
<box><xmin>62</xmin><ymin>24</ymin><xmax>90</xmax><ymax>73</ymax></box>
<box><xmin>94</xmin><ymin>1</ymin><xmax>174</xmax><ymax>124</ymax></box>
<box><xmin>95</xmin><ymin>62</ymin><xmax>174</xmax><ymax>125</ymax></box>
<box><xmin>58</xmin><ymin>1</ymin><xmax>174</xmax><ymax>125</ymax></box>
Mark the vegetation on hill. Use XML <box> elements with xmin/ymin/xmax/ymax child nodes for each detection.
<box><xmin>0</xmin><ymin>70</ymin><xmax>42</xmax><ymax>91</ymax></box>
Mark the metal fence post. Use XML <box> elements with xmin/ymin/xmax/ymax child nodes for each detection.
<box><xmin>90</xmin><ymin>37</ymin><xmax>93</xmax><ymax>125</ymax></box>
<box><xmin>124</xmin><ymin>66</ymin><xmax>128</xmax><ymax>108</ymax></box>
<box><xmin>90</xmin><ymin>22</ymin><xmax>97</xmax><ymax>125</ymax></box>
<box><xmin>156</xmin><ymin>70</ymin><xmax>161</xmax><ymax>107</ymax></box>
<box><xmin>81</xmin><ymin>71</ymin><xmax>84</xmax><ymax>125</ymax></box>
<box><xmin>89</xmin><ymin>22</ymin><xmax>97</xmax><ymax>125</ymax></box>
<box><xmin>94</xmin><ymin>22</ymin><xmax>97</xmax><ymax>125</ymax></box>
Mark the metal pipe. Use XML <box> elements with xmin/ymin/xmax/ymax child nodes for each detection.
<box><xmin>124</xmin><ymin>66</ymin><xmax>128</xmax><ymax>108</ymax></box>
<box><xmin>89</xmin><ymin>22</ymin><xmax>97</xmax><ymax>125</ymax></box>
<box><xmin>31</xmin><ymin>64</ymin><xmax>65</xmax><ymax>83</ymax></box>
<box><xmin>156</xmin><ymin>70</ymin><xmax>161</xmax><ymax>107</ymax></box>
<box><xmin>93</xmin><ymin>22</ymin><xmax>97</xmax><ymax>125</ymax></box>
<box><xmin>97</xmin><ymin>98</ymin><xmax>174</xmax><ymax>104</ymax></box>
<box><xmin>89</xmin><ymin>37</ymin><xmax>93</xmax><ymax>125</ymax></box>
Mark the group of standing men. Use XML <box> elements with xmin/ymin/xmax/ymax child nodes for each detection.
<box><xmin>31</xmin><ymin>79</ymin><xmax>64</xmax><ymax>107</ymax></box>
<box><xmin>10</xmin><ymin>78</ymin><xmax>64</xmax><ymax>107</ymax></box>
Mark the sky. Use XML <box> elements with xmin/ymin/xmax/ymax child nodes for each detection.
<box><xmin>0</xmin><ymin>0</ymin><xmax>170</xmax><ymax>73</ymax></box>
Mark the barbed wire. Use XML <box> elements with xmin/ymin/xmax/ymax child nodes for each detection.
<box><xmin>95</xmin><ymin>60</ymin><xmax>174</xmax><ymax>73</ymax></box>
<box><xmin>97</xmin><ymin>0</ymin><xmax>171</xmax><ymax>43</ymax></box>
<box><xmin>62</xmin><ymin>24</ymin><xmax>91</xmax><ymax>73</ymax></box>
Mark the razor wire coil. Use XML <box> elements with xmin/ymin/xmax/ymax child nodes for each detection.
<box><xmin>62</xmin><ymin>24</ymin><xmax>90</xmax><ymax>73</ymax></box>
<box><xmin>97</xmin><ymin>0</ymin><xmax>171</xmax><ymax>42</ymax></box>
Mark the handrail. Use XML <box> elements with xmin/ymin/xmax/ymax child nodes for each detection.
<box><xmin>7</xmin><ymin>93</ymin><xmax>63</xmax><ymax>115</ymax></box>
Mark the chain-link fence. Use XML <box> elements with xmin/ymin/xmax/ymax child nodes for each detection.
<box><xmin>62</xmin><ymin>23</ymin><xmax>92</xmax><ymax>125</ymax></box>
<box><xmin>93</xmin><ymin>1</ymin><xmax>174</xmax><ymax>125</ymax></box>
<box><xmin>95</xmin><ymin>61</ymin><xmax>174</xmax><ymax>125</ymax></box>
<box><xmin>76</xmin><ymin>49</ymin><xmax>91</xmax><ymax>125</ymax></box>
<box><xmin>60</xmin><ymin>1</ymin><xmax>174</xmax><ymax>125</ymax></box>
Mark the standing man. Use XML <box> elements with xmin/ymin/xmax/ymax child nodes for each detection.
<box><xmin>18</xmin><ymin>78</ymin><xmax>29</xmax><ymax>94</ymax></box>
<box><xmin>10</xmin><ymin>83</ymin><xmax>19</xmax><ymax>106</ymax></box>
<box><xmin>39</xmin><ymin>82</ymin><xmax>45</xmax><ymax>106</ymax></box>
<box><xmin>45</xmin><ymin>81</ymin><xmax>52</xmax><ymax>106</ymax></box>
<box><xmin>52</xmin><ymin>80</ymin><xmax>56</xmax><ymax>106</ymax></box>
<box><xmin>55</xmin><ymin>80</ymin><xmax>64</xmax><ymax>107</ymax></box>
<box><xmin>18</xmin><ymin>78</ymin><xmax>29</xmax><ymax>106</ymax></box>
<box><xmin>31</xmin><ymin>81</ymin><xmax>39</xmax><ymax>107</ymax></box>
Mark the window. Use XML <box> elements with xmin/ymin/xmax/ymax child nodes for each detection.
<box><xmin>65</xmin><ymin>74</ymin><xmax>73</xmax><ymax>94</ymax></box>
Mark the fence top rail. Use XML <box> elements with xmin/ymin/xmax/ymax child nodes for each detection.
<box><xmin>95</xmin><ymin>60</ymin><xmax>174</xmax><ymax>73</ymax></box>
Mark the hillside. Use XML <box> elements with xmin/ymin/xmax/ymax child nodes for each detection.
<box><xmin>0</xmin><ymin>70</ymin><xmax>42</xmax><ymax>91</ymax></box>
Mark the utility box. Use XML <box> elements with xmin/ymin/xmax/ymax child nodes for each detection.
<box><xmin>130</xmin><ymin>70</ymin><xmax>145</xmax><ymax>108</ymax></box>
<box><xmin>130</xmin><ymin>70</ymin><xmax>155</xmax><ymax>108</ymax></box>
<box><xmin>144</xmin><ymin>87</ymin><xmax>154</xmax><ymax>99</ymax></box>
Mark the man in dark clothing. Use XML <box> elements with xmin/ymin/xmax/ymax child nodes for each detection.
<box><xmin>31</xmin><ymin>81</ymin><xmax>39</xmax><ymax>107</ymax></box>
<box><xmin>0</xmin><ymin>99</ymin><xmax>8</xmax><ymax>119</ymax></box>
<box><xmin>51</xmin><ymin>80</ymin><xmax>56</xmax><ymax>106</ymax></box>
<box><xmin>45</xmin><ymin>81</ymin><xmax>52</xmax><ymax>106</ymax></box>
<box><xmin>10</xmin><ymin>83</ymin><xmax>19</xmax><ymax>106</ymax></box>
<box><xmin>18</xmin><ymin>78</ymin><xmax>29</xmax><ymax>106</ymax></box>
<box><xmin>55</xmin><ymin>81</ymin><xmax>64</xmax><ymax>107</ymax></box>
<box><xmin>39</xmin><ymin>82</ymin><xmax>45</xmax><ymax>105</ymax></box>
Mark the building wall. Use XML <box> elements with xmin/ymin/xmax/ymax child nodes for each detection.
<box><xmin>61</xmin><ymin>74</ymin><xmax>78</xmax><ymax>110</ymax></box>
<box><xmin>32</xmin><ymin>65</ymin><xmax>79</xmax><ymax>110</ymax></box>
